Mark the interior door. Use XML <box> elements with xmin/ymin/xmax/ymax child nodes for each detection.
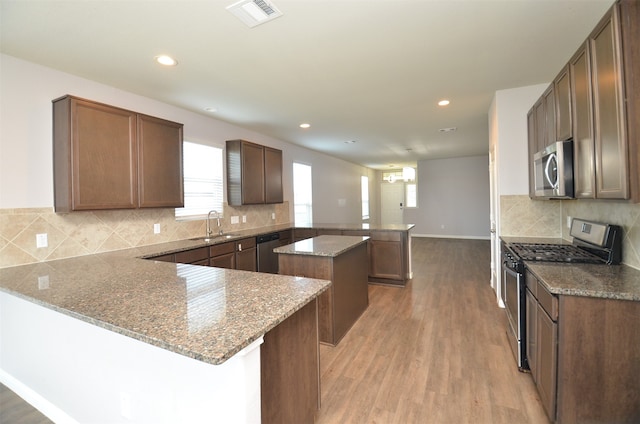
<box><xmin>489</xmin><ymin>145</ymin><xmax>503</xmax><ymax>306</ymax></box>
<box><xmin>380</xmin><ymin>182</ymin><xmax>404</xmax><ymax>225</ymax></box>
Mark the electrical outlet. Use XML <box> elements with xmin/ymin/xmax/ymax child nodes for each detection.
<box><xmin>231</xmin><ymin>216</ymin><xmax>239</xmax><ymax>224</ymax></box>
<box><xmin>242</xmin><ymin>215</ymin><xmax>247</xmax><ymax>223</ymax></box>
<box><xmin>153</xmin><ymin>223</ymin><xmax>161</xmax><ymax>234</ymax></box>
<box><xmin>38</xmin><ymin>275</ymin><xmax>49</xmax><ymax>290</ymax></box>
<box><xmin>36</xmin><ymin>233</ymin><xmax>48</xmax><ymax>248</ymax></box>
<box><xmin>567</xmin><ymin>216</ymin><xmax>572</xmax><ymax>228</ymax></box>
<box><xmin>271</xmin><ymin>213</ymin><xmax>276</xmax><ymax>220</ymax></box>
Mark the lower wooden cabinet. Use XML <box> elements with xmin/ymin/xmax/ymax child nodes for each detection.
<box><xmin>210</xmin><ymin>242</ymin><xmax>236</xmax><ymax>269</ymax></box>
<box><xmin>261</xmin><ymin>299</ymin><xmax>319</xmax><ymax>424</ymax></box>
<box><xmin>369</xmin><ymin>231</ymin><xmax>406</xmax><ymax>285</ymax></box>
<box><xmin>235</xmin><ymin>237</ymin><xmax>257</xmax><ymax>272</ymax></box>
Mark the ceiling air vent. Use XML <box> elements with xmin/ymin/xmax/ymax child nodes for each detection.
<box><xmin>227</xmin><ymin>0</ymin><xmax>283</xmax><ymax>28</ymax></box>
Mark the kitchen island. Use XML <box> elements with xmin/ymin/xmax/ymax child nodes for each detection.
<box><xmin>0</xmin><ymin>242</ymin><xmax>330</xmax><ymax>423</ymax></box>
<box><xmin>276</xmin><ymin>235</ymin><xmax>369</xmax><ymax>346</ymax></box>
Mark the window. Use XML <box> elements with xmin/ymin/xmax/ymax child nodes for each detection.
<box><xmin>406</xmin><ymin>183</ymin><xmax>417</xmax><ymax>208</ymax></box>
<box><xmin>175</xmin><ymin>141</ymin><xmax>224</xmax><ymax>219</ymax></box>
<box><xmin>361</xmin><ymin>176</ymin><xmax>370</xmax><ymax>220</ymax></box>
<box><xmin>293</xmin><ymin>162</ymin><xmax>312</xmax><ymax>225</ymax></box>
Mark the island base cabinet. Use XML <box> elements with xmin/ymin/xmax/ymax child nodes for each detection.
<box><xmin>261</xmin><ymin>299</ymin><xmax>319</xmax><ymax>424</ymax></box>
<box><xmin>556</xmin><ymin>296</ymin><xmax>640</xmax><ymax>424</ymax></box>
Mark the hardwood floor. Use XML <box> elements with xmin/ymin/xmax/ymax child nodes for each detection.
<box><xmin>0</xmin><ymin>384</ymin><xmax>52</xmax><ymax>424</ymax></box>
<box><xmin>315</xmin><ymin>237</ymin><xmax>549</xmax><ymax>424</ymax></box>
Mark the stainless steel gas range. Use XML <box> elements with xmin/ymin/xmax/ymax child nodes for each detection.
<box><xmin>501</xmin><ymin>218</ymin><xmax>622</xmax><ymax>370</ymax></box>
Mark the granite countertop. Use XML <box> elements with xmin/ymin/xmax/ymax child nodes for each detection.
<box><xmin>296</xmin><ymin>223</ymin><xmax>414</xmax><ymax>232</ymax></box>
<box><xmin>274</xmin><ymin>235</ymin><xmax>369</xmax><ymax>257</ymax></box>
<box><xmin>0</xmin><ymin>245</ymin><xmax>330</xmax><ymax>366</ymax></box>
<box><xmin>501</xmin><ymin>236</ymin><xmax>640</xmax><ymax>302</ymax></box>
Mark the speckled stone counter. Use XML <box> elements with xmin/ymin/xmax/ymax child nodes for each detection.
<box><xmin>501</xmin><ymin>237</ymin><xmax>640</xmax><ymax>302</ymax></box>
<box><xmin>0</xmin><ymin>246</ymin><xmax>330</xmax><ymax>365</ymax></box>
<box><xmin>295</xmin><ymin>223</ymin><xmax>414</xmax><ymax>232</ymax></box>
<box><xmin>274</xmin><ymin>235</ymin><xmax>369</xmax><ymax>257</ymax></box>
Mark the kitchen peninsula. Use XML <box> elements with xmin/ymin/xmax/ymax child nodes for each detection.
<box><xmin>0</xmin><ymin>240</ymin><xmax>330</xmax><ymax>424</ymax></box>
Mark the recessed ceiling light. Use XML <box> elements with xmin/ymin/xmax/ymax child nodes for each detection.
<box><xmin>299</xmin><ymin>123</ymin><xmax>310</xmax><ymax>129</ymax></box>
<box><xmin>204</xmin><ymin>107</ymin><xmax>218</xmax><ymax>113</ymax></box>
<box><xmin>344</xmin><ymin>140</ymin><xmax>356</xmax><ymax>144</ymax></box>
<box><xmin>438</xmin><ymin>100</ymin><xmax>450</xmax><ymax>106</ymax></box>
<box><xmin>155</xmin><ymin>55</ymin><xmax>178</xmax><ymax>66</ymax></box>
<box><xmin>439</xmin><ymin>127</ymin><xmax>457</xmax><ymax>132</ymax></box>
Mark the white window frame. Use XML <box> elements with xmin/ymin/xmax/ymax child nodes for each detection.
<box><xmin>175</xmin><ymin>141</ymin><xmax>224</xmax><ymax>220</ymax></box>
<box><xmin>293</xmin><ymin>162</ymin><xmax>313</xmax><ymax>226</ymax></box>
<box><xmin>361</xmin><ymin>175</ymin><xmax>370</xmax><ymax>220</ymax></box>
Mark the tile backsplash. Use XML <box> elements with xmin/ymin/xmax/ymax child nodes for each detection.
<box><xmin>0</xmin><ymin>202</ymin><xmax>290</xmax><ymax>268</ymax></box>
<box><xmin>500</xmin><ymin>195</ymin><xmax>640</xmax><ymax>269</ymax></box>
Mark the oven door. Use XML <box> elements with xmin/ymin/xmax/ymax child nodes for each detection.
<box><xmin>502</xmin><ymin>263</ymin><xmax>527</xmax><ymax>370</ymax></box>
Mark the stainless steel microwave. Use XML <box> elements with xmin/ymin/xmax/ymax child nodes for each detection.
<box><xmin>533</xmin><ymin>140</ymin><xmax>574</xmax><ymax>198</ymax></box>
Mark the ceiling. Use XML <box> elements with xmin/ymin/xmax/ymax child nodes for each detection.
<box><xmin>0</xmin><ymin>0</ymin><xmax>614</xmax><ymax>170</ymax></box>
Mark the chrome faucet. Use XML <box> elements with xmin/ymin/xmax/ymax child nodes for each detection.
<box><xmin>206</xmin><ymin>210</ymin><xmax>222</xmax><ymax>237</ymax></box>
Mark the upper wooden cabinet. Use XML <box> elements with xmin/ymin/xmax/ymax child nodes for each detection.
<box><xmin>590</xmin><ymin>4</ymin><xmax>628</xmax><ymax>199</ymax></box>
<box><xmin>570</xmin><ymin>42</ymin><xmax>597</xmax><ymax>198</ymax></box>
<box><xmin>554</xmin><ymin>65</ymin><xmax>572</xmax><ymax>142</ymax></box>
<box><xmin>226</xmin><ymin>139</ymin><xmax>283</xmax><ymax>206</ymax></box>
<box><xmin>53</xmin><ymin>95</ymin><xmax>184</xmax><ymax>212</ymax></box>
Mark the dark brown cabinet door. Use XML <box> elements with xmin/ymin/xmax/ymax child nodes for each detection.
<box><xmin>264</xmin><ymin>147</ymin><xmax>283</xmax><ymax>204</ymax></box>
<box><xmin>210</xmin><ymin>252</ymin><xmax>235</xmax><ymax>269</ymax></box>
<box><xmin>527</xmin><ymin>107</ymin><xmax>537</xmax><ymax>198</ymax></box>
<box><xmin>554</xmin><ymin>65</ymin><xmax>572</xmax><ymax>142</ymax></box>
<box><xmin>590</xmin><ymin>6</ymin><xmax>628</xmax><ymax>199</ymax></box>
<box><xmin>543</xmin><ymin>85</ymin><xmax>556</xmax><ymax>145</ymax></box>
<box><xmin>570</xmin><ymin>42</ymin><xmax>596</xmax><ymax>199</ymax></box>
<box><xmin>241</xmin><ymin>142</ymin><xmax>266</xmax><ymax>204</ymax></box>
<box><xmin>536</xmin><ymin>303</ymin><xmax>558</xmax><ymax>421</ymax></box>
<box><xmin>54</xmin><ymin>97</ymin><xmax>138</xmax><ymax>212</ymax></box>
<box><xmin>534</xmin><ymin>97</ymin><xmax>547</xmax><ymax>154</ymax></box>
<box><xmin>235</xmin><ymin>238</ymin><xmax>257</xmax><ymax>271</ymax></box>
<box><xmin>525</xmin><ymin>288</ymin><xmax>538</xmax><ymax>382</ymax></box>
<box><xmin>137</xmin><ymin>114</ymin><xmax>184</xmax><ymax>208</ymax></box>
<box><xmin>369</xmin><ymin>238</ymin><xmax>403</xmax><ymax>281</ymax></box>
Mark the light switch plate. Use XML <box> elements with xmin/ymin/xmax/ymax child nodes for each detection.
<box><xmin>271</xmin><ymin>213</ymin><xmax>276</xmax><ymax>220</ymax></box>
<box><xmin>242</xmin><ymin>215</ymin><xmax>247</xmax><ymax>223</ymax></box>
<box><xmin>231</xmin><ymin>216</ymin><xmax>239</xmax><ymax>224</ymax></box>
<box><xmin>154</xmin><ymin>223</ymin><xmax>161</xmax><ymax>234</ymax></box>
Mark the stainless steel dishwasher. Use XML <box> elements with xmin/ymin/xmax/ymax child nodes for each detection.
<box><xmin>256</xmin><ymin>232</ymin><xmax>280</xmax><ymax>274</ymax></box>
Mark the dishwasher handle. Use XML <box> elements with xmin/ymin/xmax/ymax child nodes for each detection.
<box><xmin>257</xmin><ymin>232</ymin><xmax>280</xmax><ymax>244</ymax></box>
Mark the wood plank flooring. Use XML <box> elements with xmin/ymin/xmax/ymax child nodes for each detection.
<box><xmin>0</xmin><ymin>384</ymin><xmax>52</xmax><ymax>424</ymax></box>
<box><xmin>315</xmin><ymin>237</ymin><xmax>549</xmax><ymax>424</ymax></box>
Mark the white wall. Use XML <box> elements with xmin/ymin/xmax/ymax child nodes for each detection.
<box><xmin>0</xmin><ymin>54</ymin><xmax>377</xmax><ymax>223</ymax></box>
<box><xmin>493</xmin><ymin>83</ymin><xmax>549</xmax><ymax>195</ymax></box>
<box><xmin>404</xmin><ymin>155</ymin><xmax>490</xmax><ymax>239</ymax></box>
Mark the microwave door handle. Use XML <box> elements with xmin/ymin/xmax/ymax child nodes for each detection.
<box><xmin>545</xmin><ymin>153</ymin><xmax>558</xmax><ymax>189</ymax></box>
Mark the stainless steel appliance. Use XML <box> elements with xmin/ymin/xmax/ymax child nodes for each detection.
<box><xmin>501</xmin><ymin>218</ymin><xmax>622</xmax><ymax>370</ymax></box>
<box><xmin>257</xmin><ymin>232</ymin><xmax>280</xmax><ymax>274</ymax></box>
<box><xmin>534</xmin><ymin>139</ymin><xmax>574</xmax><ymax>199</ymax></box>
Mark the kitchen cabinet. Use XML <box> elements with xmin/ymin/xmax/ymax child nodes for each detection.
<box><xmin>293</xmin><ymin>228</ymin><xmax>317</xmax><ymax>242</ymax></box>
<box><xmin>278</xmin><ymin>230</ymin><xmax>292</xmax><ymax>247</ymax></box>
<box><xmin>261</xmin><ymin>298</ymin><xmax>320</xmax><ymax>424</ymax></box>
<box><xmin>527</xmin><ymin>108</ymin><xmax>537</xmax><ymax>197</ymax></box>
<box><xmin>175</xmin><ymin>247</ymin><xmax>209</xmax><ymax>266</ymax></box>
<box><xmin>277</xmin><ymin>236</ymin><xmax>369</xmax><ymax>346</ymax></box>
<box><xmin>235</xmin><ymin>237</ymin><xmax>257</xmax><ymax>272</ymax></box>
<box><xmin>570</xmin><ymin>41</ymin><xmax>597</xmax><ymax>198</ymax></box>
<box><xmin>590</xmin><ymin>5</ymin><xmax>628</xmax><ymax>199</ymax></box>
<box><xmin>554</xmin><ymin>65</ymin><xmax>572</xmax><ymax>142</ymax></box>
<box><xmin>369</xmin><ymin>230</ymin><xmax>406</xmax><ymax>285</ymax></box>
<box><xmin>526</xmin><ymin>271</ymin><xmax>558</xmax><ymax>422</ymax></box>
<box><xmin>209</xmin><ymin>242</ymin><xmax>236</xmax><ymax>269</ymax></box>
<box><xmin>226</xmin><ymin>139</ymin><xmax>283</xmax><ymax>206</ymax></box>
<box><xmin>53</xmin><ymin>95</ymin><xmax>184</xmax><ymax>212</ymax></box>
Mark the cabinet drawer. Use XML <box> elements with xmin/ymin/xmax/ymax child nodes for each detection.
<box><xmin>175</xmin><ymin>247</ymin><xmax>209</xmax><ymax>264</ymax></box>
<box><xmin>236</xmin><ymin>237</ymin><xmax>256</xmax><ymax>251</ymax></box>
<box><xmin>536</xmin><ymin>280</ymin><xmax>558</xmax><ymax>321</ymax></box>
<box><xmin>294</xmin><ymin>228</ymin><xmax>317</xmax><ymax>241</ymax></box>
<box><xmin>370</xmin><ymin>231</ymin><xmax>400</xmax><ymax>242</ymax></box>
<box><xmin>150</xmin><ymin>253</ymin><xmax>175</xmax><ymax>263</ymax></box>
<box><xmin>209</xmin><ymin>242</ymin><xmax>235</xmax><ymax>257</ymax></box>
<box><xmin>526</xmin><ymin>270</ymin><xmax>538</xmax><ymax>299</ymax></box>
<box><xmin>342</xmin><ymin>230</ymin><xmax>370</xmax><ymax>236</ymax></box>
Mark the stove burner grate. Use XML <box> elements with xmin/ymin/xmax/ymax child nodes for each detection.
<box><xmin>509</xmin><ymin>243</ymin><xmax>604</xmax><ymax>264</ymax></box>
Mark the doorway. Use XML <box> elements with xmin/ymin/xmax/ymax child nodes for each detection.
<box><xmin>380</xmin><ymin>182</ymin><xmax>404</xmax><ymax>225</ymax></box>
